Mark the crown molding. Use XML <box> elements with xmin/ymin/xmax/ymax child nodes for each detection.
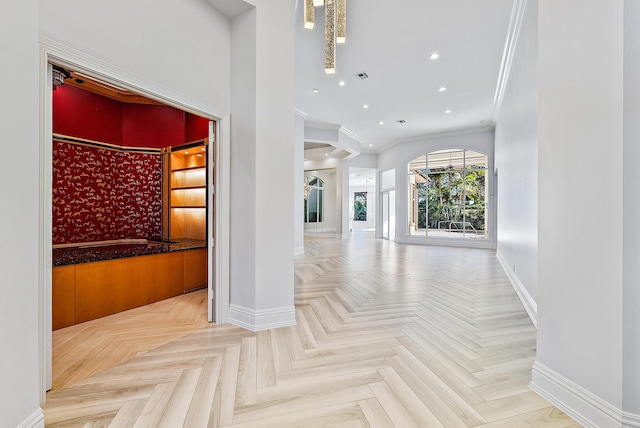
<box><xmin>492</xmin><ymin>0</ymin><xmax>528</xmax><ymax>122</ymax></box>
<box><xmin>338</xmin><ymin>125</ymin><xmax>365</xmax><ymax>145</ymax></box>
<box><xmin>295</xmin><ymin>108</ymin><xmax>309</xmax><ymax>119</ymax></box>
<box><xmin>383</xmin><ymin>125</ymin><xmax>495</xmax><ymax>152</ymax></box>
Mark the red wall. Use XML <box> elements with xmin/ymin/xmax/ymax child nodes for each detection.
<box><xmin>53</xmin><ymin>85</ymin><xmax>123</xmax><ymax>145</ymax></box>
<box><xmin>185</xmin><ymin>112</ymin><xmax>209</xmax><ymax>143</ymax></box>
<box><xmin>122</xmin><ymin>104</ymin><xmax>185</xmax><ymax>148</ymax></box>
<box><xmin>53</xmin><ymin>84</ymin><xmax>209</xmax><ymax>147</ymax></box>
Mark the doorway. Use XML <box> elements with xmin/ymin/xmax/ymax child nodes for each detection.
<box><xmin>381</xmin><ymin>190</ymin><xmax>396</xmax><ymax>241</ymax></box>
<box><xmin>40</xmin><ymin>51</ymin><xmax>229</xmax><ymax>397</ymax></box>
<box><xmin>348</xmin><ymin>167</ymin><xmax>376</xmax><ymax>235</ymax></box>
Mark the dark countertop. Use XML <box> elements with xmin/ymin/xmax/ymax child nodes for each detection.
<box><xmin>53</xmin><ymin>239</ymin><xmax>207</xmax><ymax>267</ymax></box>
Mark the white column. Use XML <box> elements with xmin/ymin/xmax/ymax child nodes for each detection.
<box><xmin>229</xmin><ymin>0</ymin><xmax>296</xmax><ymax>331</ymax></box>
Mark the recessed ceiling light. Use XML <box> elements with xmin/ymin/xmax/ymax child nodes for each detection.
<box><xmin>430</xmin><ymin>52</ymin><xmax>440</xmax><ymax>60</ymax></box>
<box><xmin>324</xmin><ymin>153</ymin><xmax>329</xmax><ymax>156</ymax></box>
<box><xmin>438</xmin><ymin>86</ymin><xmax>447</xmax><ymax>92</ymax></box>
<box><xmin>379</xmin><ymin>121</ymin><xmax>384</xmax><ymax>125</ymax></box>
<box><xmin>312</xmin><ymin>88</ymin><xmax>319</xmax><ymax>93</ymax></box>
<box><xmin>445</xmin><ymin>109</ymin><xmax>452</xmax><ymax>114</ymax></box>
<box><xmin>363</xmin><ymin>104</ymin><xmax>369</xmax><ymax>109</ymax></box>
<box><xmin>369</xmin><ymin>144</ymin><xmax>373</xmax><ymax>147</ymax></box>
<box><xmin>339</xmin><ymin>81</ymin><xmax>346</xmax><ymax>86</ymax></box>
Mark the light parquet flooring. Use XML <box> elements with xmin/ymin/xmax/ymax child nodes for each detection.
<box><xmin>50</xmin><ymin>287</ymin><xmax>211</xmax><ymax>390</ymax></box>
<box><xmin>44</xmin><ymin>236</ymin><xmax>580</xmax><ymax>427</ymax></box>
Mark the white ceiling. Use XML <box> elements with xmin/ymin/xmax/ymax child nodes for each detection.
<box><xmin>204</xmin><ymin>0</ymin><xmax>253</xmax><ymax>20</ymax></box>
<box><xmin>295</xmin><ymin>0</ymin><xmax>515</xmax><ymax>153</ymax></box>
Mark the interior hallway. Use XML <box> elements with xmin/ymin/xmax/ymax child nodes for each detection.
<box><xmin>43</xmin><ymin>237</ymin><xmax>579</xmax><ymax>427</ymax></box>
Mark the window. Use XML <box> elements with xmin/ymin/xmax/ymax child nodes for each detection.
<box><xmin>304</xmin><ymin>176</ymin><xmax>324</xmax><ymax>223</ymax></box>
<box><xmin>408</xmin><ymin>149</ymin><xmax>488</xmax><ymax>239</ymax></box>
<box><xmin>353</xmin><ymin>192</ymin><xmax>367</xmax><ymax>221</ymax></box>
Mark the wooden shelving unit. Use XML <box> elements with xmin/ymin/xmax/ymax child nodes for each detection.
<box><xmin>169</xmin><ymin>143</ymin><xmax>207</xmax><ymax>241</ymax></box>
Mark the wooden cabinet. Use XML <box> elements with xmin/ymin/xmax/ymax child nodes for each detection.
<box><xmin>170</xmin><ymin>143</ymin><xmax>207</xmax><ymax>241</ymax></box>
<box><xmin>52</xmin><ymin>248</ymin><xmax>207</xmax><ymax>329</ymax></box>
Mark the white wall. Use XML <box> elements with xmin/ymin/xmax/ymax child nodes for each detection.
<box><xmin>377</xmin><ymin>128</ymin><xmax>495</xmax><ymax>247</ymax></box>
<box><xmin>39</xmin><ymin>0</ymin><xmax>231</xmax><ymax>115</ymax></box>
<box><xmin>0</xmin><ymin>0</ymin><xmax>44</xmax><ymax>426</ymax></box>
<box><xmin>533</xmin><ymin>1</ymin><xmax>624</xmax><ymax>426</ymax></box>
<box><xmin>494</xmin><ymin>0</ymin><xmax>538</xmax><ymax>315</ymax></box>
<box><xmin>623</xmin><ymin>0</ymin><xmax>640</xmax><ymax>417</ymax></box>
<box><xmin>348</xmin><ymin>153</ymin><xmax>378</xmax><ymax>169</ymax></box>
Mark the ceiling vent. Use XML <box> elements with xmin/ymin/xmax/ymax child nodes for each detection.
<box><xmin>396</xmin><ymin>119</ymin><xmax>406</xmax><ymax>124</ymax></box>
<box><xmin>355</xmin><ymin>72</ymin><xmax>369</xmax><ymax>80</ymax></box>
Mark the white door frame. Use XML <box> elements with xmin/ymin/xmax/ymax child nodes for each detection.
<box><xmin>39</xmin><ymin>37</ymin><xmax>231</xmax><ymax>401</ymax></box>
<box><xmin>379</xmin><ymin>168</ymin><xmax>396</xmax><ymax>242</ymax></box>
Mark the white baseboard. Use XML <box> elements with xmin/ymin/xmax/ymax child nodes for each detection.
<box><xmin>395</xmin><ymin>235</ymin><xmax>497</xmax><ymax>249</ymax></box>
<box><xmin>623</xmin><ymin>412</ymin><xmax>640</xmax><ymax>428</ymax></box>
<box><xmin>229</xmin><ymin>304</ymin><xmax>296</xmax><ymax>331</ymax></box>
<box><xmin>496</xmin><ymin>249</ymin><xmax>537</xmax><ymax>328</ymax></box>
<box><xmin>17</xmin><ymin>408</ymin><xmax>44</xmax><ymax>428</ymax></box>
<box><xmin>303</xmin><ymin>231</ymin><xmax>343</xmax><ymax>239</ymax></box>
<box><xmin>531</xmin><ymin>361</ymin><xmax>624</xmax><ymax>428</ymax></box>
<box><xmin>294</xmin><ymin>246</ymin><xmax>305</xmax><ymax>256</ymax></box>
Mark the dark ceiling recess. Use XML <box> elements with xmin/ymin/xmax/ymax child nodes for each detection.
<box><xmin>355</xmin><ymin>72</ymin><xmax>369</xmax><ymax>80</ymax></box>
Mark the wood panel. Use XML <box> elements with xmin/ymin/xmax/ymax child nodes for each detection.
<box><xmin>183</xmin><ymin>248</ymin><xmax>207</xmax><ymax>292</ymax></box>
<box><xmin>54</xmin><ymin>249</ymin><xmax>208</xmax><ymax>329</ymax></box>
<box><xmin>52</xmin><ymin>265</ymin><xmax>76</xmax><ymax>330</ymax></box>
<box><xmin>75</xmin><ymin>252</ymin><xmax>184</xmax><ymax>324</ymax></box>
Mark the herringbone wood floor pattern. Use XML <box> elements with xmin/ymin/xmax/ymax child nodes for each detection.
<box><xmin>43</xmin><ymin>236</ymin><xmax>580</xmax><ymax>427</ymax></box>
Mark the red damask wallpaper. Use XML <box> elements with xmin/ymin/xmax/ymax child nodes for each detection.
<box><xmin>52</xmin><ymin>141</ymin><xmax>163</xmax><ymax>244</ymax></box>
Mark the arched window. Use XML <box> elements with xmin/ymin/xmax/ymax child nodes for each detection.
<box><xmin>304</xmin><ymin>176</ymin><xmax>324</xmax><ymax>223</ymax></box>
<box><xmin>408</xmin><ymin>149</ymin><xmax>488</xmax><ymax>239</ymax></box>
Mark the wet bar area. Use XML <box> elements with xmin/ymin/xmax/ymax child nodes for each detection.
<box><xmin>52</xmin><ymin>80</ymin><xmax>211</xmax><ymax>330</ymax></box>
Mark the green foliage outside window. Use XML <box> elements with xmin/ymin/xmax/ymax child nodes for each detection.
<box><xmin>353</xmin><ymin>192</ymin><xmax>367</xmax><ymax>221</ymax></box>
